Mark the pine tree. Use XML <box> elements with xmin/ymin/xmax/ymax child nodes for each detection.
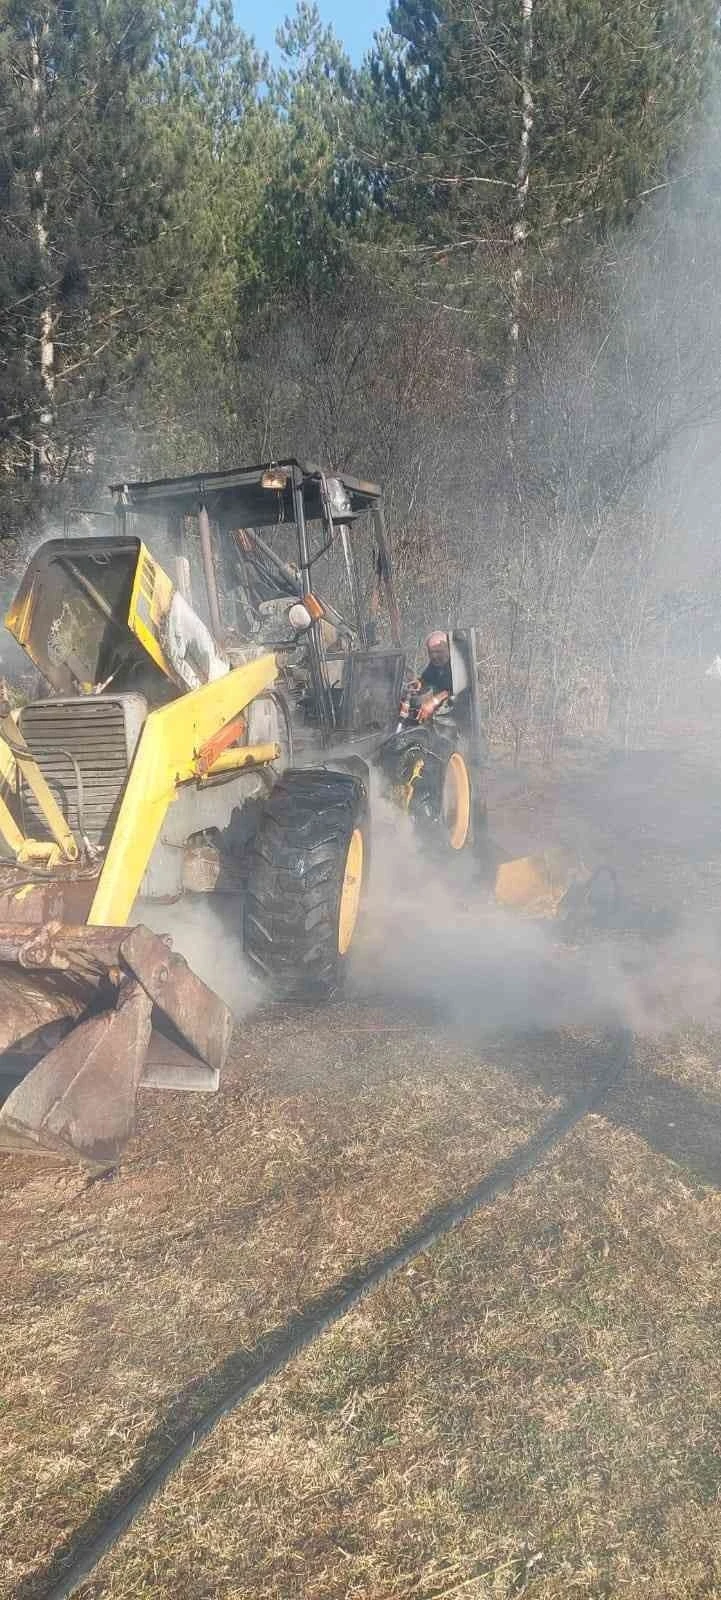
<box><xmin>241</xmin><ymin>3</ymin><xmax>364</xmax><ymax>305</ymax></box>
<box><xmin>0</xmin><ymin>0</ymin><xmax>185</xmax><ymax>510</ymax></box>
<box><xmin>128</xmin><ymin>0</ymin><xmax>272</xmax><ymax>470</ymax></box>
<box><xmin>366</xmin><ymin>0</ymin><xmax>719</xmax><ymax>245</ymax></box>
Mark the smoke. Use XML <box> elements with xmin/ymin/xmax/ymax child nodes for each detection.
<box><xmin>138</xmin><ymin>898</ymin><xmax>259</xmax><ymax>1018</ymax></box>
<box><xmin>350</xmin><ymin>796</ymin><xmax>721</xmax><ymax>1041</ymax></box>
<box><xmin>137</xmin><ymin>762</ymin><xmax>721</xmax><ymax>1043</ymax></box>
<box><xmin>338</xmin><ymin>115</ymin><xmax>721</xmax><ymax>1046</ymax></box>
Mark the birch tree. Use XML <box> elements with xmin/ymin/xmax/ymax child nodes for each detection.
<box><xmin>0</xmin><ymin>0</ymin><xmax>186</xmax><ymax>502</ymax></box>
<box><xmin>507</xmin><ymin>0</ymin><xmax>533</xmax><ymax>449</ymax></box>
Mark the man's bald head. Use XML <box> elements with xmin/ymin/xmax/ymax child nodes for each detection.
<box><xmin>425</xmin><ymin>630</ymin><xmax>450</xmax><ymax>666</ymax></box>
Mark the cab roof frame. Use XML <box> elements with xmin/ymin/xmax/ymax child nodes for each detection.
<box><xmin>110</xmin><ymin>459</ymin><xmax>382</xmax><ymax>531</ymax></box>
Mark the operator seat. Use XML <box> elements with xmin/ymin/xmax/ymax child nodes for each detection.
<box><xmin>447</xmin><ymin>632</ymin><xmax>472</xmax><ymax>731</ymax></box>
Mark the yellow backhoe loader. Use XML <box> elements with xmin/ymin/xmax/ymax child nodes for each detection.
<box><xmin>0</xmin><ymin>462</ymin><xmax>386</xmax><ymax>1165</ymax></box>
<box><xmin>0</xmin><ymin>459</ymin><xmax>594</xmax><ymax>1168</ymax></box>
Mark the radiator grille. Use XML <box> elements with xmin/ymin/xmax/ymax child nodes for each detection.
<box><xmin>17</xmin><ymin>696</ymin><xmax>146</xmax><ymax>844</ymax></box>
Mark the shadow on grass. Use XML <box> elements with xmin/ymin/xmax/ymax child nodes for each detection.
<box><xmin>15</xmin><ymin>1029</ymin><xmax>629</xmax><ymax>1600</ymax></box>
<box><xmin>477</xmin><ymin>1028</ymin><xmax>721</xmax><ymax>1191</ymax></box>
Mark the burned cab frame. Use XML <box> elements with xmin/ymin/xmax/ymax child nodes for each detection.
<box><xmin>110</xmin><ymin>459</ymin><xmax>405</xmax><ymax>753</ymax></box>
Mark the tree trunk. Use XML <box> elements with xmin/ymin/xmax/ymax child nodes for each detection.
<box><xmin>31</xmin><ymin>20</ymin><xmax>55</xmax><ymax>481</ymax></box>
<box><xmin>506</xmin><ymin>0</ymin><xmax>534</xmax><ymax>462</ymax></box>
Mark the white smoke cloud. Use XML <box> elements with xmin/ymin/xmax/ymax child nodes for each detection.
<box><xmin>349</xmin><ymin>796</ymin><xmax>721</xmax><ymax>1040</ymax></box>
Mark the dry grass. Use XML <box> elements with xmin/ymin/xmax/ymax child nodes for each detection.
<box><xmin>4</xmin><ymin>743</ymin><xmax>721</xmax><ymax>1599</ymax></box>
<box><xmin>70</xmin><ymin>1096</ymin><xmax>721</xmax><ymax>1600</ymax></box>
<box><xmin>0</xmin><ymin>1005</ymin><xmax>556</xmax><ymax>1595</ymax></box>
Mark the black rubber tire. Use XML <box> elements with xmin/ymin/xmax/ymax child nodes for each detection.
<box><xmin>244</xmin><ymin>769</ymin><xmax>368</xmax><ymax>998</ymax></box>
<box><xmin>410</xmin><ymin>746</ymin><xmax>480</xmax><ymax>856</ymax></box>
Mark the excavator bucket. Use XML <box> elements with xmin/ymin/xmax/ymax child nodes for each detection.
<box><xmin>0</xmin><ymin>924</ymin><xmax>233</xmax><ymax>1166</ymax></box>
<box><xmin>493</xmin><ymin>848</ymin><xmax>589</xmax><ymax>917</ymax></box>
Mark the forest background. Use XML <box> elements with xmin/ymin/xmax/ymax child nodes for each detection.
<box><xmin>2</xmin><ymin>0</ymin><xmax>721</xmax><ymax>755</ymax></box>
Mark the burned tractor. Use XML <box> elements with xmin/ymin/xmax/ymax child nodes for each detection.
<box><xmin>377</xmin><ymin>630</ymin><xmax>487</xmax><ymax>853</ymax></box>
<box><xmin>0</xmin><ymin>461</ymin><xmax>486</xmax><ymax>1166</ymax></box>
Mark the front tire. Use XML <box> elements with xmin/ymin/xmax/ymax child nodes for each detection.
<box><xmin>245</xmin><ymin>770</ymin><xmax>368</xmax><ymax>997</ymax></box>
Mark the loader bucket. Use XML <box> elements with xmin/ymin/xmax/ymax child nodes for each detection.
<box><xmin>493</xmin><ymin>848</ymin><xmax>589</xmax><ymax>917</ymax></box>
<box><xmin>0</xmin><ymin>967</ymin><xmax>92</xmax><ymax>1061</ymax></box>
<box><xmin>0</xmin><ymin>924</ymin><xmax>233</xmax><ymax>1167</ymax></box>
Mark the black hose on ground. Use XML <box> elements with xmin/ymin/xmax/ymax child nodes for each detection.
<box><xmin>31</xmin><ymin>1027</ymin><xmax>632</xmax><ymax>1600</ymax></box>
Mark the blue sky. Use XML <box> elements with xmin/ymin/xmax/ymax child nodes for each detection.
<box><xmin>235</xmin><ymin>0</ymin><xmax>390</xmax><ymax>62</ymax></box>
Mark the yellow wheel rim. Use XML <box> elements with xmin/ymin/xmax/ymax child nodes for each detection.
<box><xmin>442</xmin><ymin>753</ymin><xmax>471</xmax><ymax>850</ymax></box>
<box><xmin>338</xmin><ymin>828</ymin><xmax>364</xmax><ymax>954</ymax></box>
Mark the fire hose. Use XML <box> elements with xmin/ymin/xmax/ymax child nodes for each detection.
<box><xmin>31</xmin><ymin>1026</ymin><xmax>632</xmax><ymax>1600</ymax></box>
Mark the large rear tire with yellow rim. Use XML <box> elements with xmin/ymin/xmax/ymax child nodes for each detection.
<box><xmin>409</xmin><ymin>745</ymin><xmax>485</xmax><ymax>856</ymax></box>
<box><xmin>441</xmin><ymin>751</ymin><xmax>472</xmax><ymax>850</ymax></box>
<box><xmin>443</xmin><ymin>749</ymin><xmax>489</xmax><ymax>855</ymax></box>
<box><xmin>245</xmin><ymin>769</ymin><xmax>368</xmax><ymax>997</ymax></box>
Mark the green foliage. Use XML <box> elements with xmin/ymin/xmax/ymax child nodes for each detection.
<box><xmin>364</xmin><ymin>0</ymin><xmax>719</xmax><ymax>241</ymax></box>
<box><xmin>0</xmin><ymin>0</ymin><xmax>184</xmax><ymax>491</ymax></box>
<box><xmin>0</xmin><ymin>0</ymin><xmax>719</xmax><ymax>535</ymax></box>
<box><xmin>239</xmin><ymin>4</ymin><xmax>365</xmax><ymax>304</ymax></box>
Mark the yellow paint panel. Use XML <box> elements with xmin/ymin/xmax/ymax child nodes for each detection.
<box><xmin>0</xmin><ymin>733</ymin><xmax>15</xmax><ymax>791</ymax></box>
<box><xmin>128</xmin><ymin>541</ymin><xmax>177</xmax><ymax>680</ymax></box>
<box><xmin>197</xmin><ymin>743</ymin><xmax>279</xmax><ymax>780</ymax></box>
<box><xmin>89</xmin><ymin>653</ymin><xmax>278</xmax><ymax>926</ymax></box>
<box><xmin>0</xmin><ymin>790</ymin><xmax>24</xmax><ymax>856</ymax></box>
<box><xmin>4</xmin><ymin>576</ymin><xmax>36</xmax><ymax>647</ymax></box>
